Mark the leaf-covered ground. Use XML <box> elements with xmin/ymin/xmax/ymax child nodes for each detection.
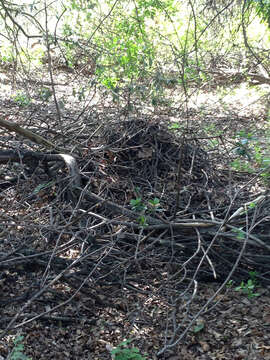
<box><xmin>0</xmin><ymin>68</ymin><xmax>270</xmax><ymax>360</ymax></box>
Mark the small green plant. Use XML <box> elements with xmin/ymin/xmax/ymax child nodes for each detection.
<box><xmin>230</xmin><ymin>130</ymin><xmax>270</xmax><ymax>184</ymax></box>
<box><xmin>234</xmin><ymin>131</ymin><xmax>255</xmax><ymax>160</ymax></box>
<box><xmin>111</xmin><ymin>340</ymin><xmax>147</xmax><ymax>360</ymax></box>
<box><xmin>226</xmin><ymin>279</ymin><xmax>234</xmax><ymax>288</ymax></box>
<box><xmin>130</xmin><ymin>197</ymin><xmax>147</xmax><ymax>213</ymax></box>
<box><xmin>33</xmin><ymin>181</ymin><xmax>55</xmax><ymax>195</ymax></box>
<box><xmin>137</xmin><ymin>215</ymin><xmax>148</xmax><ymax>227</ymax></box>
<box><xmin>39</xmin><ymin>87</ymin><xmax>52</xmax><ymax>101</ymax></box>
<box><xmin>0</xmin><ymin>44</ymin><xmax>15</xmax><ymax>65</ymax></box>
<box><xmin>148</xmin><ymin>197</ymin><xmax>163</xmax><ymax>212</ymax></box>
<box><xmin>8</xmin><ymin>335</ymin><xmax>32</xmax><ymax>360</ymax></box>
<box><xmin>13</xmin><ymin>92</ymin><xmax>32</xmax><ymax>107</ymax></box>
<box><xmin>204</xmin><ymin>123</ymin><xmax>222</xmax><ymax>137</ymax></box>
<box><xmin>232</xmin><ymin>228</ymin><xmax>245</xmax><ymax>240</ymax></box>
<box><xmin>130</xmin><ymin>196</ymin><xmax>148</xmax><ymax>226</ymax></box>
<box><xmin>235</xmin><ymin>272</ymin><xmax>260</xmax><ymax>299</ymax></box>
<box><xmin>248</xmin><ymin>271</ymin><xmax>259</xmax><ymax>284</ymax></box>
<box><xmin>168</xmin><ymin>122</ymin><xmax>181</xmax><ymax>131</ymax></box>
<box><xmin>248</xmin><ymin>202</ymin><xmax>256</xmax><ymax>209</ymax></box>
<box><xmin>130</xmin><ymin>194</ymin><xmax>163</xmax><ymax>226</ymax></box>
<box><xmin>193</xmin><ymin>322</ymin><xmax>205</xmax><ymax>333</ymax></box>
<box><xmin>230</xmin><ymin>159</ymin><xmax>253</xmax><ymax>172</ymax></box>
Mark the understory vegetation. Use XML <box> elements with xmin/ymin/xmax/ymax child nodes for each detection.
<box><xmin>0</xmin><ymin>0</ymin><xmax>270</xmax><ymax>359</ymax></box>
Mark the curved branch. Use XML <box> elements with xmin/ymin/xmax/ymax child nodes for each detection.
<box><xmin>0</xmin><ymin>117</ymin><xmax>64</xmax><ymax>152</ymax></box>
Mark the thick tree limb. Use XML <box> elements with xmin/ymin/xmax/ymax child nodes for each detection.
<box><xmin>0</xmin><ymin>150</ymin><xmax>81</xmax><ymax>188</ymax></box>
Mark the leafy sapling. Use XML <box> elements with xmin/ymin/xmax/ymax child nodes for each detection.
<box><xmin>130</xmin><ymin>198</ymin><xmax>147</xmax><ymax>213</ymax></box>
<box><xmin>235</xmin><ymin>272</ymin><xmax>260</xmax><ymax>298</ymax></box>
<box><xmin>148</xmin><ymin>197</ymin><xmax>163</xmax><ymax>213</ymax></box>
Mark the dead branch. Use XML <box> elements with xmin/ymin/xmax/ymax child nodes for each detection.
<box><xmin>0</xmin><ymin>117</ymin><xmax>65</xmax><ymax>152</ymax></box>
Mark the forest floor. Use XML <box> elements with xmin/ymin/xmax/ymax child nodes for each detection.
<box><xmin>0</xmin><ymin>68</ymin><xmax>270</xmax><ymax>360</ymax></box>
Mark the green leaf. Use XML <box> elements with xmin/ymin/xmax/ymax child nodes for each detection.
<box><xmin>33</xmin><ymin>181</ymin><xmax>54</xmax><ymax>194</ymax></box>
<box><xmin>168</xmin><ymin>122</ymin><xmax>180</xmax><ymax>130</ymax></box>
<box><xmin>130</xmin><ymin>198</ymin><xmax>142</xmax><ymax>206</ymax></box>
<box><xmin>149</xmin><ymin>197</ymin><xmax>160</xmax><ymax>206</ymax></box>
<box><xmin>248</xmin><ymin>202</ymin><xmax>256</xmax><ymax>209</ymax></box>
<box><xmin>194</xmin><ymin>323</ymin><xmax>204</xmax><ymax>333</ymax></box>
<box><xmin>138</xmin><ymin>215</ymin><xmax>148</xmax><ymax>226</ymax></box>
